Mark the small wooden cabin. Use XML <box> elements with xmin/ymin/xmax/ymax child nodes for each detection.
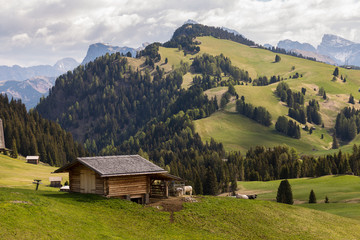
<box><xmin>54</xmin><ymin>155</ymin><xmax>182</xmax><ymax>204</ymax></box>
<box><xmin>49</xmin><ymin>176</ymin><xmax>62</xmax><ymax>187</ymax></box>
<box><xmin>26</xmin><ymin>156</ymin><xmax>39</xmax><ymax>164</ymax></box>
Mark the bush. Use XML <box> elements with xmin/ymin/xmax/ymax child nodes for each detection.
<box><xmin>276</xmin><ymin>179</ymin><xmax>293</xmax><ymax>205</ymax></box>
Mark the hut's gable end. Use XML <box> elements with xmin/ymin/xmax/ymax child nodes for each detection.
<box><xmin>0</xmin><ymin>118</ymin><xmax>5</xmax><ymax>149</ymax></box>
<box><xmin>106</xmin><ymin>175</ymin><xmax>149</xmax><ymax>197</ymax></box>
<box><xmin>69</xmin><ymin>163</ymin><xmax>104</xmax><ymax>195</ymax></box>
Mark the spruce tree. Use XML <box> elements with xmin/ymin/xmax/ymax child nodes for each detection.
<box><xmin>10</xmin><ymin>138</ymin><xmax>18</xmax><ymax>158</ymax></box>
<box><xmin>333</xmin><ymin>67</ymin><xmax>339</xmax><ymax>77</ymax></box>
<box><xmin>194</xmin><ymin>171</ymin><xmax>203</xmax><ymax>195</ymax></box>
<box><xmin>332</xmin><ymin>133</ymin><xmax>339</xmax><ymax>149</ymax></box>
<box><xmin>309</xmin><ymin>189</ymin><xmax>317</xmax><ymax>203</ymax></box>
<box><xmin>276</xmin><ymin>179</ymin><xmax>294</xmax><ymax>205</ymax></box>
<box><xmin>325</xmin><ymin>196</ymin><xmax>329</xmax><ymax>203</ymax></box>
<box><xmin>349</xmin><ymin>94</ymin><xmax>355</xmax><ymax>104</ymax></box>
<box><xmin>204</xmin><ymin>168</ymin><xmax>218</xmax><ymax>195</ymax></box>
<box><xmin>230</xmin><ymin>174</ymin><xmax>238</xmax><ymax>195</ymax></box>
<box><xmin>275</xmin><ymin>54</ymin><xmax>281</xmax><ymax>63</ymax></box>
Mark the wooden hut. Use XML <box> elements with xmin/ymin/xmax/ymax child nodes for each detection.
<box><xmin>26</xmin><ymin>156</ymin><xmax>39</xmax><ymax>164</ymax></box>
<box><xmin>54</xmin><ymin>155</ymin><xmax>182</xmax><ymax>204</ymax></box>
<box><xmin>49</xmin><ymin>176</ymin><xmax>62</xmax><ymax>187</ymax></box>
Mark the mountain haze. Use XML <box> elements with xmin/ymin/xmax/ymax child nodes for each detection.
<box><xmin>277</xmin><ymin>34</ymin><xmax>360</xmax><ymax>66</ymax></box>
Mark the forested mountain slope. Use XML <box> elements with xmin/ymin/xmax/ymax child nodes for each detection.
<box><xmin>34</xmin><ymin>23</ymin><xmax>360</xmax><ymax>191</ymax></box>
<box><xmin>0</xmin><ymin>95</ymin><xmax>86</xmax><ymax>166</ymax></box>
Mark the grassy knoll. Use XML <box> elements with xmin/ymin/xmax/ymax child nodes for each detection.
<box><xmin>158</xmin><ymin>46</ymin><xmax>196</xmax><ymax>68</ymax></box>
<box><xmin>2</xmin><ymin>187</ymin><xmax>360</xmax><ymax>239</ymax></box>
<box><xmin>194</xmin><ymin>111</ymin><xmax>315</xmax><ymax>154</ymax></box>
<box><xmin>237</xmin><ymin>175</ymin><xmax>360</xmax><ymax>220</ymax></box>
<box><xmin>0</xmin><ymin>154</ymin><xmax>67</xmax><ymax>189</ymax></box>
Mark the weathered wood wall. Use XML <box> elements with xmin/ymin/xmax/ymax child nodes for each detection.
<box><xmin>106</xmin><ymin>175</ymin><xmax>149</xmax><ymax>197</ymax></box>
<box><xmin>27</xmin><ymin>159</ymin><xmax>39</xmax><ymax>164</ymax></box>
<box><xmin>69</xmin><ymin>164</ymin><xmax>104</xmax><ymax>195</ymax></box>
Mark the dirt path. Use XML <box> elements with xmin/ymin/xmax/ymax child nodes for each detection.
<box><xmin>147</xmin><ymin>196</ymin><xmax>199</xmax><ymax>223</ymax></box>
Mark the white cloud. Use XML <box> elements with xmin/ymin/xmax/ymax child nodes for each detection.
<box><xmin>0</xmin><ymin>0</ymin><xmax>360</xmax><ymax>66</ymax></box>
<box><xmin>11</xmin><ymin>33</ymin><xmax>31</xmax><ymax>47</ymax></box>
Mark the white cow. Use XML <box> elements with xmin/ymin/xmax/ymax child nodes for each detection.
<box><xmin>236</xmin><ymin>194</ymin><xmax>249</xmax><ymax>199</ymax></box>
<box><xmin>175</xmin><ymin>187</ymin><xmax>184</xmax><ymax>196</ymax></box>
<box><xmin>183</xmin><ymin>186</ymin><xmax>193</xmax><ymax>196</ymax></box>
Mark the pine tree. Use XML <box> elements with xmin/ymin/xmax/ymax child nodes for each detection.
<box><xmin>194</xmin><ymin>171</ymin><xmax>203</xmax><ymax>195</ymax></box>
<box><xmin>275</xmin><ymin>55</ymin><xmax>281</xmax><ymax>63</ymax></box>
<box><xmin>203</xmin><ymin>168</ymin><xmax>218</xmax><ymax>195</ymax></box>
<box><xmin>230</xmin><ymin>174</ymin><xmax>238</xmax><ymax>195</ymax></box>
<box><xmin>10</xmin><ymin>138</ymin><xmax>18</xmax><ymax>158</ymax></box>
<box><xmin>333</xmin><ymin>67</ymin><xmax>339</xmax><ymax>77</ymax></box>
<box><xmin>309</xmin><ymin>189</ymin><xmax>317</xmax><ymax>203</ymax></box>
<box><xmin>349</xmin><ymin>94</ymin><xmax>355</xmax><ymax>104</ymax></box>
<box><xmin>332</xmin><ymin>133</ymin><xmax>339</xmax><ymax>149</ymax></box>
<box><xmin>276</xmin><ymin>179</ymin><xmax>294</xmax><ymax>204</ymax></box>
<box><xmin>325</xmin><ymin>196</ymin><xmax>329</xmax><ymax>203</ymax></box>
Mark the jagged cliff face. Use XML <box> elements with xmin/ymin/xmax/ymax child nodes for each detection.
<box><xmin>277</xmin><ymin>39</ymin><xmax>316</xmax><ymax>53</ymax></box>
<box><xmin>277</xmin><ymin>34</ymin><xmax>360</xmax><ymax>66</ymax></box>
<box><xmin>81</xmin><ymin>43</ymin><xmax>139</xmax><ymax>65</ymax></box>
<box><xmin>317</xmin><ymin>34</ymin><xmax>360</xmax><ymax>65</ymax></box>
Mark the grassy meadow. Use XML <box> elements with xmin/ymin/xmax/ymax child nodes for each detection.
<box><xmin>2</xmin><ymin>154</ymin><xmax>360</xmax><ymax>239</ymax></box>
<box><xmin>237</xmin><ymin>175</ymin><xmax>360</xmax><ymax>220</ymax></box>
<box><xmin>161</xmin><ymin>36</ymin><xmax>360</xmax><ymax>155</ymax></box>
<box><xmin>0</xmin><ymin>154</ymin><xmax>68</xmax><ymax>189</ymax></box>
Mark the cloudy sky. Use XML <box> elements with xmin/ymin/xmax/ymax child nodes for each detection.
<box><xmin>1</xmin><ymin>0</ymin><xmax>360</xmax><ymax>66</ymax></box>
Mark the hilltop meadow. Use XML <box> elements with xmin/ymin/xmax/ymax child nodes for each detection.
<box><xmin>158</xmin><ymin>36</ymin><xmax>360</xmax><ymax>155</ymax></box>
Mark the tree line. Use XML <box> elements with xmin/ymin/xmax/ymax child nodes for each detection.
<box><xmin>335</xmin><ymin>107</ymin><xmax>360</xmax><ymax>141</ymax></box>
<box><xmin>236</xmin><ymin>97</ymin><xmax>272</xmax><ymax>127</ymax></box>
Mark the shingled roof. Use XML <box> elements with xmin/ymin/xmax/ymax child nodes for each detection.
<box><xmin>54</xmin><ymin>155</ymin><xmax>167</xmax><ymax>177</ymax></box>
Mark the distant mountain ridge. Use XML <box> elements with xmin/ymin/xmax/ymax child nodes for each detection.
<box><xmin>0</xmin><ymin>76</ymin><xmax>55</xmax><ymax>109</ymax></box>
<box><xmin>0</xmin><ymin>58</ymin><xmax>79</xmax><ymax>82</ymax></box>
<box><xmin>277</xmin><ymin>34</ymin><xmax>360</xmax><ymax>66</ymax></box>
<box><xmin>81</xmin><ymin>43</ymin><xmax>144</xmax><ymax>65</ymax></box>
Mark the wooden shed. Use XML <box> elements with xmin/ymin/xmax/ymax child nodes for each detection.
<box><xmin>26</xmin><ymin>156</ymin><xmax>39</xmax><ymax>164</ymax></box>
<box><xmin>49</xmin><ymin>176</ymin><xmax>62</xmax><ymax>187</ymax></box>
<box><xmin>54</xmin><ymin>155</ymin><xmax>182</xmax><ymax>204</ymax></box>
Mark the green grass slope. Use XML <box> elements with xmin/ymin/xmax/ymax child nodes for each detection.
<box><xmin>237</xmin><ymin>175</ymin><xmax>360</xmax><ymax>220</ymax></box>
<box><xmin>0</xmin><ymin>154</ymin><xmax>68</xmax><ymax>189</ymax></box>
<box><xmin>2</xmin><ymin>154</ymin><xmax>360</xmax><ymax>239</ymax></box>
<box><xmin>2</xmin><ymin>187</ymin><xmax>360</xmax><ymax>239</ymax></box>
<box><xmin>167</xmin><ymin>36</ymin><xmax>360</xmax><ymax>154</ymax></box>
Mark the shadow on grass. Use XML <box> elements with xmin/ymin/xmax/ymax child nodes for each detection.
<box><xmin>42</xmin><ymin>192</ymin><xmax>106</xmax><ymax>202</ymax></box>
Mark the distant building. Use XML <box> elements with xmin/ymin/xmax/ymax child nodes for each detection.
<box><xmin>49</xmin><ymin>177</ymin><xmax>62</xmax><ymax>187</ymax></box>
<box><xmin>26</xmin><ymin>156</ymin><xmax>39</xmax><ymax>164</ymax></box>
<box><xmin>0</xmin><ymin>118</ymin><xmax>5</xmax><ymax>150</ymax></box>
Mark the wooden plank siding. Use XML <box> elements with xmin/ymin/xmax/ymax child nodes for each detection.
<box><xmin>69</xmin><ymin>163</ymin><xmax>104</xmax><ymax>195</ymax></box>
<box><xmin>106</xmin><ymin>175</ymin><xmax>149</xmax><ymax>197</ymax></box>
